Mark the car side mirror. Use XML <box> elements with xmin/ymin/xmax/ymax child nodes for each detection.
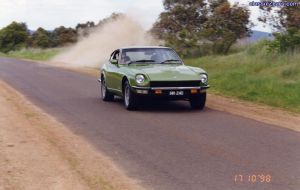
<box><xmin>110</xmin><ymin>59</ymin><xmax>118</xmax><ymax>65</ymax></box>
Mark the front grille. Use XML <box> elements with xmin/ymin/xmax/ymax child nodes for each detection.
<box><xmin>150</xmin><ymin>80</ymin><xmax>201</xmax><ymax>87</ymax></box>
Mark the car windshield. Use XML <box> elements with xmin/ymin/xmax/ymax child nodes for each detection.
<box><xmin>120</xmin><ymin>48</ymin><xmax>182</xmax><ymax>65</ymax></box>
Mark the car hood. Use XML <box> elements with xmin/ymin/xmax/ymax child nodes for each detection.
<box><xmin>128</xmin><ymin>64</ymin><xmax>206</xmax><ymax>81</ymax></box>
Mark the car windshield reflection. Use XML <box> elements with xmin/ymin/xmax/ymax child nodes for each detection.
<box><xmin>120</xmin><ymin>48</ymin><xmax>182</xmax><ymax>65</ymax></box>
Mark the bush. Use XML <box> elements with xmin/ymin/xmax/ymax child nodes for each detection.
<box><xmin>245</xmin><ymin>40</ymin><xmax>269</xmax><ymax>55</ymax></box>
<box><xmin>267</xmin><ymin>28</ymin><xmax>300</xmax><ymax>53</ymax></box>
<box><xmin>0</xmin><ymin>22</ymin><xmax>29</xmax><ymax>53</ymax></box>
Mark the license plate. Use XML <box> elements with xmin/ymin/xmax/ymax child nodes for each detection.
<box><xmin>169</xmin><ymin>90</ymin><xmax>184</xmax><ymax>96</ymax></box>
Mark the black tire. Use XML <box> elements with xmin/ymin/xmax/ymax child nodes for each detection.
<box><xmin>189</xmin><ymin>92</ymin><xmax>206</xmax><ymax>110</ymax></box>
<box><xmin>123</xmin><ymin>81</ymin><xmax>139</xmax><ymax>110</ymax></box>
<box><xmin>101</xmin><ymin>78</ymin><xmax>114</xmax><ymax>101</ymax></box>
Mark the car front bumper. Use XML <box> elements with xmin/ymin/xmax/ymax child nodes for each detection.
<box><xmin>131</xmin><ymin>85</ymin><xmax>209</xmax><ymax>99</ymax></box>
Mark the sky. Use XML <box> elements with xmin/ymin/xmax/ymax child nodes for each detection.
<box><xmin>0</xmin><ymin>0</ymin><xmax>270</xmax><ymax>32</ymax></box>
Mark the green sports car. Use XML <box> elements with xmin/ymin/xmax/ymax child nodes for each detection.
<box><xmin>98</xmin><ymin>46</ymin><xmax>209</xmax><ymax>110</ymax></box>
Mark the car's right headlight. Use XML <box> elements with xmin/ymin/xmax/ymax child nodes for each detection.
<box><xmin>200</xmin><ymin>74</ymin><xmax>208</xmax><ymax>84</ymax></box>
<box><xmin>136</xmin><ymin>74</ymin><xmax>145</xmax><ymax>84</ymax></box>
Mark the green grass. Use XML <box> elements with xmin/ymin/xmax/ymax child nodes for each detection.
<box><xmin>0</xmin><ymin>48</ymin><xmax>61</xmax><ymax>61</ymax></box>
<box><xmin>185</xmin><ymin>41</ymin><xmax>300</xmax><ymax>113</ymax></box>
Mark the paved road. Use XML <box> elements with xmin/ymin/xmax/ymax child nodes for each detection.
<box><xmin>0</xmin><ymin>57</ymin><xmax>299</xmax><ymax>190</ymax></box>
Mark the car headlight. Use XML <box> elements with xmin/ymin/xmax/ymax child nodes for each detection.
<box><xmin>200</xmin><ymin>74</ymin><xmax>208</xmax><ymax>84</ymax></box>
<box><xmin>136</xmin><ymin>74</ymin><xmax>145</xmax><ymax>84</ymax></box>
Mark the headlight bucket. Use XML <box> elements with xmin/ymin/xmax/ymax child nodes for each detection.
<box><xmin>200</xmin><ymin>74</ymin><xmax>208</xmax><ymax>84</ymax></box>
<box><xmin>135</xmin><ymin>74</ymin><xmax>145</xmax><ymax>84</ymax></box>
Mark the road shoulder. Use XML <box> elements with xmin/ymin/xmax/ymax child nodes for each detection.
<box><xmin>207</xmin><ymin>94</ymin><xmax>300</xmax><ymax>132</ymax></box>
<box><xmin>0</xmin><ymin>80</ymin><xmax>144</xmax><ymax>190</ymax></box>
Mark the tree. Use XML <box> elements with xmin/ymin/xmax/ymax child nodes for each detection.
<box><xmin>0</xmin><ymin>21</ymin><xmax>29</xmax><ymax>53</ymax></box>
<box><xmin>76</xmin><ymin>21</ymin><xmax>95</xmax><ymax>37</ymax></box>
<box><xmin>259</xmin><ymin>0</ymin><xmax>300</xmax><ymax>52</ymax></box>
<box><xmin>97</xmin><ymin>13</ymin><xmax>123</xmax><ymax>27</ymax></box>
<box><xmin>259</xmin><ymin>0</ymin><xmax>300</xmax><ymax>31</ymax></box>
<box><xmin>202</xmin><ymin>1</ymin><xmax>251</xmax><ymax>54</ymax></box>
<box><xmin>268</xmin><ymin>28</ymin><xmax>300</xmax><ymax>53</ymax></box>
<box><xmin>151</xmin><ymin>0</ymin><xmax>250</xmax><ymax>56</ymax></box>
<box><xmin>52</xmin><ymin>26</ymin><xmax>77</xmax><ymax>46</ymax></box>
<box><xmin>31</xmin><ymin>27</ymin><xmax>52</xmax><ymax>48</ymax></box>
<box><xmin>278</xmin><ymin>1</ymin><xmax>300</xmax><ymax>30</ymax></box>
<box><xmin>150</xmin><ymin>0</ymin><xmax>208</xmax><ymax>56</ymax></box>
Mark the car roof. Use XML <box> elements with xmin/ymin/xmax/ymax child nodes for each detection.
<box><xmin>120</xmin><ymin>46</ymin><xmax>171</xmax><ymax>50</ymax></box>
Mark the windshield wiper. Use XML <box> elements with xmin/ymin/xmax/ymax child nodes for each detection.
<box><xmin>128</xmin><ymin>59</ymin><xmax>155</xmax><ymax>65</ymax></box>
<box><xmin>160</xmin><ymin>59</ymin><xmax>181</xmax><ymax>64</ymax></box>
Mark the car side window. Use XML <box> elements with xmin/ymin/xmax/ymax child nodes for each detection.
<box><xmin>109</xmin><ymin>51</ymin><xmax>114</xmax><ymax>61</ymax></box>
<box><xmin>110</xmin><ymin>50</ymin><xmax>119</xmax><ymax>62</ymax></box>
<box><xmin>119</xmin><ymin>51</ymin><xmax>131</xmax><ymax>64</ymax></box>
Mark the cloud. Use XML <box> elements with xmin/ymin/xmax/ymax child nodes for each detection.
<box><xmin>0</xmin><ymin>0</ymin><xmax>163</xmax><ymax>30</ymax></box>
<box><xmin>229</xmin><ymin>0</ymin><xmax>271</xmax><ymax>32</ymax></box>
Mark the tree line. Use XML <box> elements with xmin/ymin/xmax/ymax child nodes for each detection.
<box><xmin>0</xmin><ymin>0</ymin><xmax>299</xmax><ymax>56</ymax></box>
<box><xmin>0</xmin><ymin>22</ymin><xmax>76</xmax><ymax>53</ymax></box>
<box><xmin>0</xmin><ymin>13</ymin><xmax>120</xmax><ymax>53</ymax></box>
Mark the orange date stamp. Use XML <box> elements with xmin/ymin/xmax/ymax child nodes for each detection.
<box><xmin>234</xmin><ymin>174</ymin><xmax>272</xmax><ymax>183</ymax></box>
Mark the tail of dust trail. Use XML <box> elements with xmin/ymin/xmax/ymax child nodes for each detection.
<box><xmin>52</xmin><ymin>15</ymin><xmax>158</xmax><ymax>68</ymax></box>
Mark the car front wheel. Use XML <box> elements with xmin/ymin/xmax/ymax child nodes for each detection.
<box><xmin>101</xmin><ymin>78</ymin><xmax>114</xmax><ymax>101</ymax></box>
<box><xmin>124</xmin><ymin>81</ymin><xmax>138</xmax><ymax>110</ymax></box>
<box><xmin>189</xmin><ymin>92</ymin><xmax>206</xmax><ymax>110</ymax></box>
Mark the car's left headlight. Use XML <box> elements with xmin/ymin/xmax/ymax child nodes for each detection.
<box><xmin>200</xmin><ymin>74</ymin><xmax>208</xmax><ymax>84</ymax></box>
<box><xmin>136</xmin><ymin>74</ymin><xmax>145</xmax><ymax>84</ymax></box>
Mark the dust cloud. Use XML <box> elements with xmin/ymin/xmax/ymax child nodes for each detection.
<box><xmin>52</xmin><ymin>15</ymin><xmax>158</xmax><ymax>68</ymax></box>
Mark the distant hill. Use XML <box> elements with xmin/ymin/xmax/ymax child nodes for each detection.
<box><xmin>249</xmin><ymin>30</ymin><xmax>273</xmax><ymax>41</ymax></box>
<box><xmin>238</xmin><ymin>30</ymin><xmax>273</xmax><ymax>45</ymax></box>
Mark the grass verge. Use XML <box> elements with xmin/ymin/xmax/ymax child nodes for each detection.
<box><xmin>0</xmin><ymin>48</ymin><xmax>61</xmax><ymax>61</ymax></box>
<box><xmin>185</xmin><ymin>41</ymin><xmax>300</xmax><ymax>112</ymax></box>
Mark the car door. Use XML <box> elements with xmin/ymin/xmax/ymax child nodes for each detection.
<box><xmin>113</xmin><ymin>49</ymin><xmax>127</xmax><ymax>91</ymax></box>
<box><xmin>106</xmin><ymin>50</ymin><xmax>121</xmax><ymax>91</ymax></box>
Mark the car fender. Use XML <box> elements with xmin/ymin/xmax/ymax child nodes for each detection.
<box><xmin>186</xmin><ymin>66</ymin><xmax>207</xmax><ymax>74</ymax></box>
<box><xmin>119</xmin><ymin>67</ymin><xmax>148</xmax><ymax>87</ymax></box>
